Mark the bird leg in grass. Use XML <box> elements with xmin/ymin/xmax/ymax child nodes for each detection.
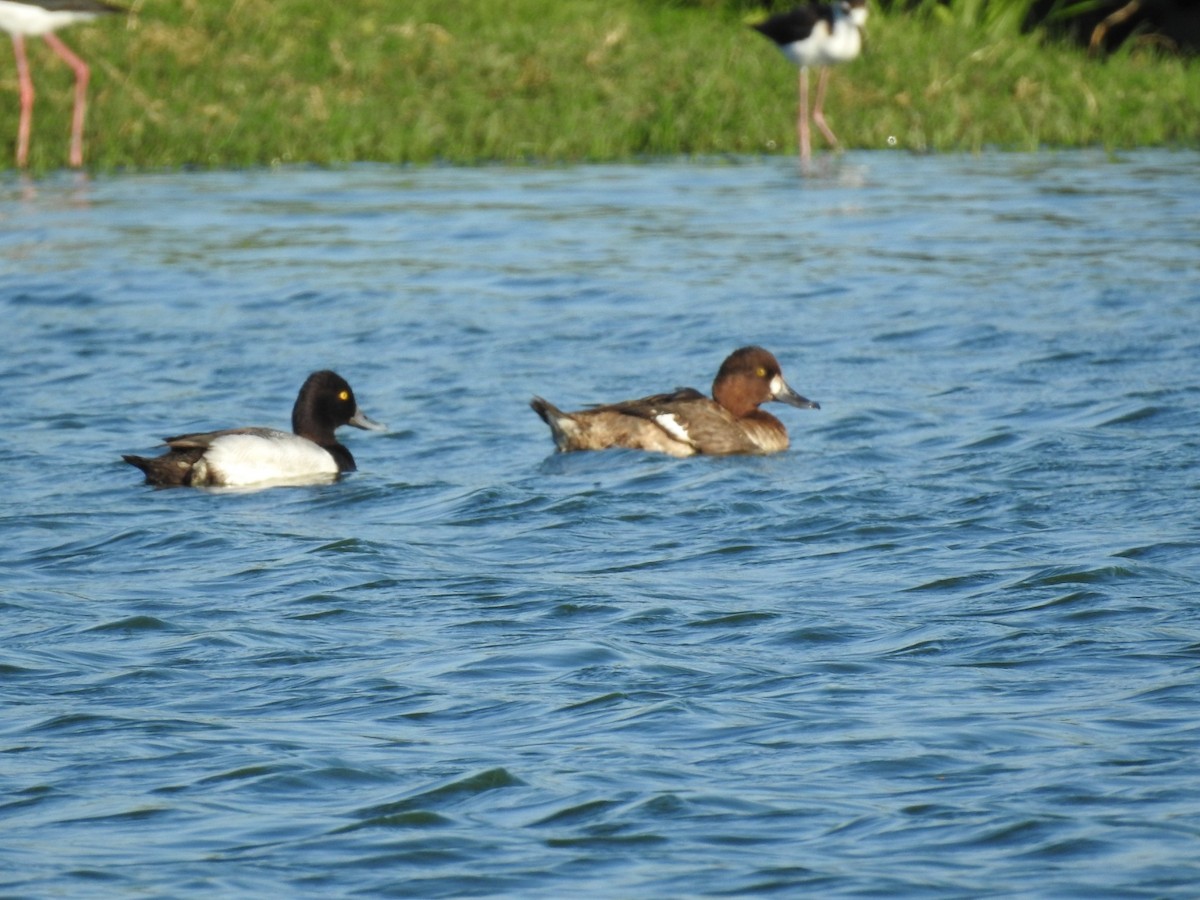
<box><xmin>11</xmin><ymin>33</ymin><xmax>32</xmax><ymax>167</ymax></box>
<box><xmin>797</xmin><ymin>66</ymin><xmax>810</xmax><ymax>163</ymax></box>
<box><xmin>811</xmin><ymin>67</ymin><xmax>839</xmax><ymax>149</ymax></box>
<box><xmin>9</xmin><ymin>29</ymin><xmax>93</xmax><ymax>168</ymax></box>
<box><xmin>42</xmin><ymin>31</ymin><xmax>91</xmax><ymax>167</ymax></box>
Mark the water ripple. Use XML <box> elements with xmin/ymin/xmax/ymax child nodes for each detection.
<box><xmin>2</xmin><ymin>152</ymin><xmax>1199</xmax><ymax>897</ymax></box>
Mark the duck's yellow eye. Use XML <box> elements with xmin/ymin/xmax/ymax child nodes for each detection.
<box><xmin>338</xmin><ymin>390</ymin><xmax>350</xmax><ymax>401</ymax></box>
<box><xmin>756</xmin><ymin>367</ymin><xmax>768</xmax><ymax>378</ymax></box>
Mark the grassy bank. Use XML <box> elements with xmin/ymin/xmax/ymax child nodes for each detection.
<box><xmin>2</xmin><ymin>0</ymin><xmax>1197</xmax><ymax>171</ymax></box>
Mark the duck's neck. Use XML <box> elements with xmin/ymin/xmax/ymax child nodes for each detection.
<box><xmin>323</xmin><ymin>443</ymin><xmax>356</xmax><ymax>473</ymax></box>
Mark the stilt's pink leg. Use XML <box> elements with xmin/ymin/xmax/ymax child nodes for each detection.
<box><xmin>797</xmin><ymin>66</ymin><xmax>811</xmax><ymax>163</ymax></box>
<box><xmin>811</xmin><ymin>67</ymin><xmax>839</xmax><ymax>149</ymax></box>
<box><xmin>43</xmin><ymin>32</ymin><xmax>90</xmax><ymax>167</ymax></box>
<box><xmin>11</xmin><ymin>33</ymin><xmax>33</xmax><ymax>168</ymax></box>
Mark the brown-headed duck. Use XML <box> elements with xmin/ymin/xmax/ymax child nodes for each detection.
<box><xmin>531</xmin><ymin>346</ymin><xmax>819</xmax><ymax>457</ymax></box>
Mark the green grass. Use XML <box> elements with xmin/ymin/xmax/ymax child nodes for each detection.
<box><xmin>1</xmin><ymin>0</ymin><xmax>1196</xmax><ymax>171</ymax></box>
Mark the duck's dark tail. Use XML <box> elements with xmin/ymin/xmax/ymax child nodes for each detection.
<box><xmin>122</xmin><ymin>450</ymin><xmax>199</xmax><ymax>486</ymax></box>
<box><xmin>530</xmin><ymin>396</ymin><xmax>559</xmax><ymax>424</ymax></box>
<box><xmin>123</xmin><ymin>454</ymin><xmax>153</xmax><ymax>474</ymax></box>
<box><xmin>530</xmin><ymin>397</ymin><xmax>573</xmax><ymax>452</ymax></box>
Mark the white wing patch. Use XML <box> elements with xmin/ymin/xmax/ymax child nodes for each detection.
<box><xmin>202</xmin><ymin>431</ymin><xmax>338</xmax><ymax>486</ymax></box>
<box><xmin>654</xmin><ymin>413</ymin><xmax>692</xmax><ymax>445</ymax></box>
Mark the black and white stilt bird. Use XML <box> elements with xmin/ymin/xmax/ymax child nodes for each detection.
<box><xmin>0</xmin><ymin>0</ymin><xmax>121</xmax><ymax>168</ymax></box>
<box><xmin>753</xmin><ymin>0</ymin><xmax>867</xmax><ymax>163</ymax></box>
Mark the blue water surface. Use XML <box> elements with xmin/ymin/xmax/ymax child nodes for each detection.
<box><xmin>1</xmin><ymin>151</ymin><xmax>1198</xmax><ymax>898</ymax></box>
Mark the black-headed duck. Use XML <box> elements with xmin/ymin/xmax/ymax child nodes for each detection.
<box><xmin>123</xmin><ymin>370</ymin><xmax>384</xmax><ymax>487</ymax></box>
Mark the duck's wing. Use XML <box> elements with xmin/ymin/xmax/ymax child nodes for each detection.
<box><xmin>162</xmin><ymin>426</ymin><xmax>284</xmax><ymax>450</ymax></box>
<box><xmin>608</xmin><ymin>389</ymin><xmax>762</xmax><ymax>455</ymax></box>
<box><xmin>593</xmin><ymin>387</ymin><xmax>707</xmax><ymax>416</ymax></box>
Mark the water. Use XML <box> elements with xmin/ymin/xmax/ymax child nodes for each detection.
<box><xmin>2</xmin><ymin>151</ymin><xmax>1198</xmax><ymax>898</ymax></box>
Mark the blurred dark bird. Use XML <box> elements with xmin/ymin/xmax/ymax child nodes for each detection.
<box><xmin>753</xmin><ymin>0</ymin><xmax>867</xmax><ymax>163</ymax></box>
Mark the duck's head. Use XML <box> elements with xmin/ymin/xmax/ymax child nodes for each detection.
<box><xmin>712</xmin><ymin>346</ymin><xmax>820</xmax><ymax>418</ymax></box>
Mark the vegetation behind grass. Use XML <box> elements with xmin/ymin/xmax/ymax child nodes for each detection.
<box><xmin>1</xmin><ymin>0</ymin><xmax>1196</xmax><ymax>171</ymax></box>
